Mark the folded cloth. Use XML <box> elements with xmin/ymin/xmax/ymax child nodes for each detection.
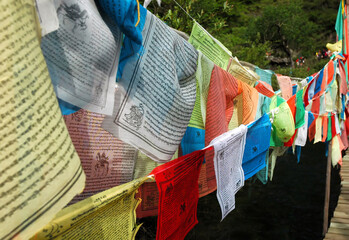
<box><xmin>242</xmin><ymin>114</ymin><xmax>272</xmax><ymax>180</ymax></box>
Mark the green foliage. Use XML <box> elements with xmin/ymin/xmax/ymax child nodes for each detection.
<box><xmin>145</xmin><ymin>0</ymin><xmax>339</xmax><ymax>78</ymax></box>
<box><xmin>234</xmin><ymin>39</ymin><xmax>272</xmax><ymax>68</ymax></box>
<box><xmin>274</xmin><ymin>58</ymin><xmax>329</xmax><ymax>78</ymax></box>
<box><xmin>249</xmin><ymin>1</ymin><xmax>318</xmax><ymax>59</ymax></box>
<box><xmin>148</xmin><ymin>0</ymin><xmax>238</xmax><ymax>34</ymax></box>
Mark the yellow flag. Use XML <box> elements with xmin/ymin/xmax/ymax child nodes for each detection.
<box><xmin>0</xmin><ymin>1</ymin><xmax>85</xmax><ymax>239</ymax></box>
<box><xmin>33</xmin><ymin>177</ymin><xmax>148</xmax><ymax>240</ymax></box>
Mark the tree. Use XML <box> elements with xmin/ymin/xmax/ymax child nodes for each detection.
<box><xmin>248</xmin><ymin>1</ymin><xmax>317</xmax><ymax>68</ymax></box>
<box><xmin>146</xmin><ymin>0</ymin><xmax>338</xmax><ymax>71</ymax></box>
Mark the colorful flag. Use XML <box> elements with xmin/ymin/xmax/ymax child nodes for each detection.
<box><xmin>242</xmin><ymin>114</ymin><xmax>272</xmax><ymax>180</ymax></box>
<box><xmin>151</xmin><ymin>148</ymin><xmax>213</xmax><ymax>240</ymax></box>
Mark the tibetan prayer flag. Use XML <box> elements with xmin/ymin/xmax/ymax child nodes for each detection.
<box><xmin>311</xmin><ymin>96</ymin><xmax>321</xmax><ymax>115</ymax></box>
<box><xmin>0</xmin><ymin>1</ymin><xmax>85</xmax><ymax>238</ymax></box>
<box><xmin>294</xmin><ymin>112</ymin><xmax>308</xmax><ymax>146</ymax></box>
<box><xmin>98</xmin><ymin>0</ymin><xmax>146</xmax><ymax>44</ymax></box>
<box><xmin>308</xmin><ymin>113</ymin><xmax>318</xmax><ymax>143</ymax></box>
<box><xmin>203</xmin><ymin>65</ymin><xmax>239</xmax><ymax>197</ymax></box>
<box><xmin>211</xmin><ymin>125</ymin><xmax>247</xmax><ymax>220</ymax></box>
<box><xmin>33</xmin><ymin>177</ymin><xmax>148</xmax><ymax>240</ymax></box>
<box><xmin>276</xmin><ymin>75</ymin><xmax>292</xmax><ymax>100</ymax></box>
<box><xmin>205</xmin><ymin>65</ymin><xmax>239</xmax><ymax>145</ymax></box>
<box><xmin>314</xmin><ymin>69</ymin><xmax>324</xmax><ymax>97</ymax></box>
<box><xmin>227</xmin><ymin>57</ymin><xmax>259</xmax><ymax>86</ymax></box>
<box><xmin>326</xmin><ymin>60</ymin><xmax>335</xmax><ymax>85</ymax></box>
<box><xmin>242</xmin><ymin>114</ymin><xmax>272</xmax><ymax>179</ymax></box>
<box><xmin>189</xmin><ymin>51</ymin><xmax>215</xmax><ymax>129</ymax></box>
<box><xmin>295</xmin><ymin>89</ymin><xmax>306</xmax><ymax>129</ymax></box>
<box><xmin>181</xmin><ymin>127</ymin><xmax>205</xmax><ymax>156</ymax></box>
<box><xmin>255</xmin><ymin>67</ymin><xmax>274</xmax><ymax>86</ymax></box>
<box><xmin>272</xmin><ymin>101</ymin><xmax>295</xmax><ymax>143</ymax></box>
<box><xmin>189</xmin><ymin>22</ymin><xmax>231</xmax><ymax>70</ymax></box>
<box><xmin>314</xmin><ymin>117</ymin><xmax>323</xmax><ymax>144</ymax></box>
<box><xmin>102</xmin><ymin>10</ymin><xmax>198</xmax><ymax>162</ymax></box>
<box><xmin>327</xmin><ymin>114</ymin><xmax>333</xmax><ymax>141</ymax></box>
<box><xmin>64</xmin><ymin>110</ymin><xmax>137</xmax><ymax>203</ymax></box>
<box><xmin>332</xmin><ymin>134</ymin><xmax>345</xmax><ymax>166</ymax></box>
<box><xmin>151</xmin><ymin>148</ymin><xmax>212</xmax><ymax>240</ymax></box>
<box><xmin>255</xmin><ymin>81</ymin><xmax>275</xmax><ymax>98</ymax></box>
<box><xmin>42</xmin><ymin>0</ymin><xmax>123</xmax><ymax>115</ymax></box>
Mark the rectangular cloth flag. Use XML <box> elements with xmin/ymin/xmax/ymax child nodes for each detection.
<box><xmin>295</xmin><ymin>89</ymin><xmax>305</xmax><ymax>129</ymax></box>
<box><xmin>150</xmin><ymin>147</ymin><xmax>214</xmax><ymax>240</ymax></box>
<box><xmin>63</xmin><ymin>109</ymin><xmax>137</xmax><ymax>203</ymax></box>
<box><xmin>136</xmin><ymin>181</ymin><xmax>159</xmax><ymax>218</ymax></box>
<box><xmin>32</xmin><ymin>177</ymin><xmax>148</xmax><ymax>240</ymax></box>
<box><xmin>211</xmin><ymin>125</ymin><xmax>247</xmax><ymax>220</ymax></box>
<box><xmin>188</xmin><ymin>51</ymin><xmax>214</xmax><ymax>129</ymax></box>
<box><xmin>102</xmin><ymin>10</ymin><xmax>198</xmax><ymax>162</ymax></box>
<box><xmin>294</xmin><ymin>112</ymin><xmax>309</xmax><ymax>146</ymax></box>
<box><xmin>228</xmin><ymin>80</ymin><xmax>259</xmax><ymax>130</ymax></box>
<box><xmin>227</xmin><ymin>57</ymin><xmax>259</xmax><ymax>86</ymax></box>
<box><xmin>41</xmin><ymin>0</ymin><xmax>122</xmax><ymax>115</ymax></box>
<box><xmin>255</xmin><ymin>67</ymin><xmax>274</xmax><ymax>86</ymax></box>
<box><xmin>238</xmin><ymin>81</ymin><xmax>260</xmax><ymax>125</ymax></box>
<box><xmin>255</xmin><ymin>81</ymin><xmax>275</xmax><ymax>98</ymax></box>
<box><xmin>133</xmin><ymin>151</ymin><xmax>177</xmax><ymax>218</ymax></box>
<box><xmin>242</xmin><ymin>114</ymin><xmax>272</xmax><ymax>180</ymax></box>
<box><xmin>180</xmin><ymin>51</ymin><xmax>214</xmax><ymax>157</ymax></box>
<box><xmin>202</xmin><ymin>65</ymin><xmax>239</xmax><ymax>196</ymax></box>
<box><xmin>332</xmin><ymin>134</ymin><xmax>345</xmax><ymax>166</ymax></box>
<box><xmin>189</xmin><ymin>22</ymin><xmax>231</xmax><ymax>70</ymax></box>
<box><xmin>276</xmin><ymin>75</ymin><xmax>292</xmax><ymax>100</ymax></box>
<box><xmin>206</xmin><ymin>65</ymin><xmax>239</xmax><ymax>144</ymax></box>
<box><xmin>0</xmin><ymin>1</ymin><xmax>85</xmax><ymax>239</ymax></box>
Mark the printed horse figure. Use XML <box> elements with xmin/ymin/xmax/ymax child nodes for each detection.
<box><xmin>57</xmin><ymin>3</ymin><xmax>88</xmax><ymax>33</ymax></box>
<box><xmin>94</xmin><ymin>152</ymin><xmax>109</xmax><ymax>177</ymax></box>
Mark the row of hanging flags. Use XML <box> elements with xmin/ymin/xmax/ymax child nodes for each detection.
<box><xmin>1</xmin><ymin>0</ymin><xmax>349</xmax><ymax>239</ymax></box>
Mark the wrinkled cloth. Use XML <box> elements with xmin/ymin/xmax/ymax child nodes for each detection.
<box><xmin>276</xmin><ymin>75</ymin><xmax>292</xmax><ymax>100</ymax></box>
<box><xmin>210</xmin><ymin>125</ymin><xmax>247</xmax><ymax>220</ymax></box>
<box><xmin>102</xmin><ymin>10</ymin><xmax>198</xmax><ymax>162</ymax></box>
<box><xmin>238</xmin><ymin>81</ymin><xmax>259</xmax><ymax>125</ymax></box>
<box><xmin>205</xmin><ymin>65</ymin><xmax>239</xmax><ymax>145</ymax></box>
<box><xmin>151</xmin><ymin>148</ymin><xmax>211</xmax><ymax>240</ymax></box>
<box><xmin>98</xmin><ymin>0</ymin><xmax>146</xmax><ymax>44</ymax></box>
<box><xmin>242</xmin><ymin>114</ymin><xmax>272</xmax><ymax>180</ymax></box>
<box><xmin>255</xmin><ymin>67</ymin><xmax>274</xmax><ymax>86</ymax></box>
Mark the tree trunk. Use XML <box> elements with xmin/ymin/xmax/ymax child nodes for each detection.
<box><xmin>281</xmin><ymin>36</ymin><xmax>295</xmax><ymax>68</ymax></box>
<box><xmin>288</xmin><ymin>49</ymin><xmax>295</xmax><ymax>68</ymax></box>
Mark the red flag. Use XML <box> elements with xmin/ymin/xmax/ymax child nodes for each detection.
<box><xmin>345</xmin><ymin>108</ymin><xmax>349</xmax><ymax>135</ymax></box>
<box><xmin>136</xmin><ymin>182</ymin><xmax>159</xmax><ymax>218</ymax></box>
<box><xmin>202</xmin><ymin>65</ymin><xmax>239</xmax><ymax>197</ymax></box>
<box><xmin>339</xmin><ymin>61</ymin><xmax>348</xmax><ymax>95</ymax></box>
<box><xmin>311</xmin><ymin>97</ymin><xmax>320</xmax><ymax>115</ymax></box>
<box><xmin>255</xmin><ymin>81</ymin><xmax>275</xmax><ymax>97</ymax></box>
<box><xmin>205</xmin><ymin>65</ymin><xmax>238</xmax><ymax>145</ymax></box>
<box><xmin>284</xmin><ymin>129</ymin><xmax>297</xmax><ymax>147</ymax></box>
<box><xmin>151</xmin><ymin>147</ymin><xmax>213</xmax><ymax>240</ymax></box>
<box><xmin>326</xmin><ymin>60</ymin><xmax>335</xmax><ymax>85</ymax></box>
<box><xmin>340</xmin><ymin>123</ymin><xmax>349</xmax><ymax>149</ymax></box>
<box><xmin>331</xmin><ymin>115</ymin><xmax>337</xmax><ymax>138</ymax></box>
<box><xmin>308</xmin><ymin>115</ymin><xmax>318</xmax><ymax>142</ymax></box>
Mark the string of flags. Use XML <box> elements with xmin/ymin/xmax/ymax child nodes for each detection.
<box><xmin>1</xmin><ymin>0</ymin><xmax>349</xmax><ymax>239</ymax></box>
